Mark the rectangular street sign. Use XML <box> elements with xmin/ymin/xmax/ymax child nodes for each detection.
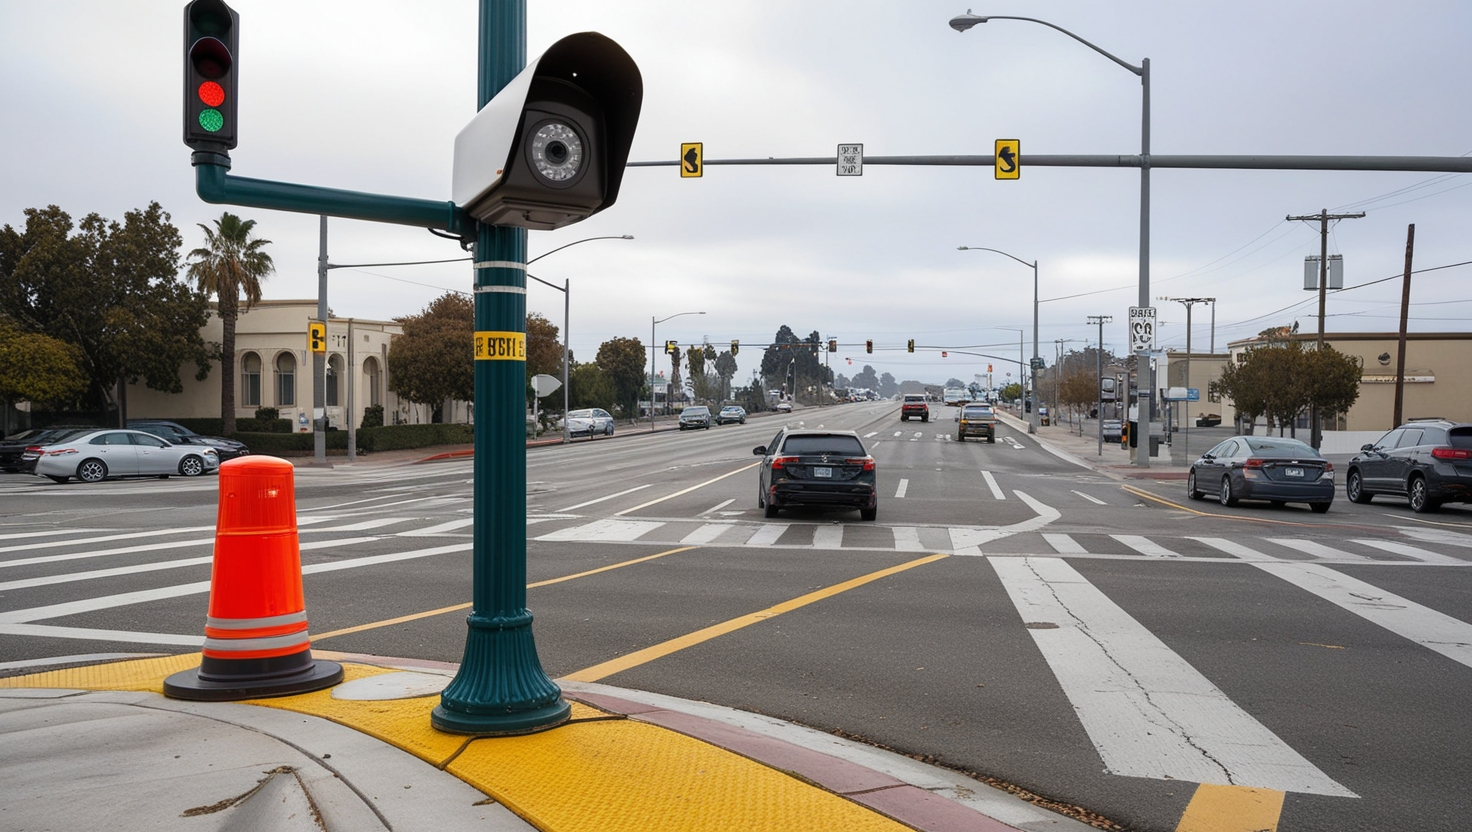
<box><xmin>1187</xmin><ymin>388</ymin><xmax>1200</xmax><ymax>402</ymax></box>
<box><xmin>837</xmin><ymin>143</ymin><xmax>863</xmax><ymax>176</ymax></box>
<box><xmin>1129</xmin><ymin>306</ymin><xmax>1156</xmax><ymax>352</ymax></box>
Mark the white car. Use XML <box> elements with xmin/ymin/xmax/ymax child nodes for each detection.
<box><xmin>565</xmin><ymin>408</ymin><xmax>614</xmax><ymax>438</ymax></box>
<box><xmin>29</xmin><ymin>428</ymin><xmax>220</xmax><ymax>483</ymax></box>
<box><xmin>775</xmin><ymin>401</ymin><xmax>793</xmax><ymax>413</ymax></box>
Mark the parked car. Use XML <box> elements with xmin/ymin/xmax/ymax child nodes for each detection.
<box><xmin>127</xmin><ymin>420</ymin><xmax>250</xmax><ymax>462</ymax></box>
<box><xmin>565</xmin><ymin>408</ymin><xmax>614</xmax><ymax>438</ymax></box>
<box><xmin>1102</xmin><ymin>419</ymin><xmax>1124</xmax><ymax>441</ymax></box>
<box><xmin>775</xmin><ymin>401</ymin><xmax>793</xmax><ymax>413</ymax></box>
<box><xmin>753</xmin><ymin>428</ymin><xmax>877</xmax><ymax>520</ymax></box>
<box><xmin>716</xmin><ymin>405</ymin><xmax>747</xmax><ymax>425</ymax></box>
<box><xmin>1345</xmin><ymin>419</ymin><xmax>1472</xmax><ymax>513</ymax></box>
<box><xmin>1187</xmin><ymin>435</ymin><xmax>1333</xmax><ymax>513</ymax></box>
<box><xmin>29</xmin><ymin>428</ymin><xmax>220</xmax><ymax>483</ymax></box>
<box><xmin>956</xmin><ymin>404</ymin><xmax>997</xmax><ymax>443</ymax></box>
<box><xmin>0</xmin><ymin>426</ymin><xmax>95</xmax><ymax>472</ymax></box>
<box><xmin>679</xmin><ymin>406</ymin><xmax>712</xmax><ymax>430</ymax></box>
<box><xmin>900</xmin><ymin>393</ymin><xmax>929</xmax><ymax>422</ymax></box>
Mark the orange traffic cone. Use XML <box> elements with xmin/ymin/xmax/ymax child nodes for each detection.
<box><xmin>165</xmin><ymin>456</ymin><xmax>342</xmax><ymax>701</ymax></box>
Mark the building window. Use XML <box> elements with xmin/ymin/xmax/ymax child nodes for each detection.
<box><xmin>364</xmin><ymin>357</ymin><xmax>382</xmax><ymax>407</ymax></box>
<box><xmin>326</xmin><ymin>355</ymin><xmax>342</xmax><ymax>407</ymax></box>
<box><xmin>276</xmin><ymin>352</ymin><xmax>296</xmax><ymax>407</ymax></box>
<box><xmin>241</xmin><ymin>353</ymin><xmax>261</xmax><ymax>407</ymax></box>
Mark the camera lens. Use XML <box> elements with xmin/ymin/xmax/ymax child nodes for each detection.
<box><xmin>529</xmin><ymin>122</ymin><xmax>583</xmax><ymax>183</ymax></box>
<box><xmin>545</xmin><ymin>141</ymin><xmax>569</xmax><ymax>165</ymax></box>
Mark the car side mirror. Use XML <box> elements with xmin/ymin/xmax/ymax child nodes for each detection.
<box><xmin>1360</xmin><ymin>443</ymin><xmax>1375</xmax><ymax>453</ymax></box>
<box><xmin>1201</xmin><ymin>453</ymin><xmax>1214</xmax><ymax>461</ymax></box>
<box><xmin>753</xmin><ymin>446</ymin><xmax>767</xmax><ymax>456</ymax></box>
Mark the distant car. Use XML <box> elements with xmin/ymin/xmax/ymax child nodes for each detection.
<box><xmin>716</xmin><ymin>406</ymin><xmax>747</xmax><ymax>425</ymax></box>
<box><xmin>0</xmin><ymin>426</ymin><xmax>95</xmax><ymax>472</ymax></box>
<box><xmin>565</xmin><ymin>408</ymin><xmax>614</xmax><ymax>438</ymax></box>
<box><xmin>956</xmin><ymin>404</ymin><xmax>997</xmax><ymax>443</ymax></box>
<box><xmin>775</xmin><ymin>401</ymin><xmax>793</xmax><ymax>413</ymax></box>
<box><xmin>753</xmin><ymin>428</ymin><xmax>877</xmax><ymax>520</ymax></box>
<box><xmin>1102</xmin><ymin>419</ymin><xmax>1124</xmax><ymax>441</ymax></box>
<box><xmin>127</xmin><ymin>420</ymin><xmax>250</xmax><ymax>462</ymax></box>
<box><xmin>1345</xmin><ymin>419</ymin><xmax>1472</xmax><ymax>513</ymax></box>
<box><xmin>29</xmin><ymin>428</ymin><xmax>220</xmax><ymax>483</ymax></box>
<box><xmin>900</xmin><ymin>393</ymin><xmax>929</xmax><ymax>422</ymax></box>
<box><xmin>678</xmin><ymin>406</ymin><xmax>712</xmax><ymax>430</ymax></box>
<box><xmin>1187</xmin><ymin>435</ymin><xmax>1333</xmax><ymax>513</ymax></box>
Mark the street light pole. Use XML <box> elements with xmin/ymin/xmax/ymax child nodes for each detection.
<box><xmin>961</xmin><ymin>246</ymin><xmax>1039</xmax><ymax>434</ymax></box>
<box><xmin>950</xmin><ymin>13</ymin><xmax>1150</xmax><ymax>465</ymax></box>
<box><xmin>1160</xmin><ymin>296</ymin><xmax>1212</xmax><ymax>465</ymax></box>
<box><xmin>1088</xmin><ymin>315</ymin><xmax>1112</xmax><ymax>456</ymax></box>
<box><xmin>651</xmin><ymin>311</ymin><xmax>704</xmax><ymax>431</ymax></box>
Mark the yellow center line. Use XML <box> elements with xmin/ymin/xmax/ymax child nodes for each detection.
<box><xmin>1175</xmin><ymin>783</ymin><xmax>1285</xmax><ymax>832</ymax></box>
<box><xmin>312</xmin><ymin>546</ymin><xmax>698</xmax><ymax>642</ymax></box>
<box><xmin>615</xmin><ymin>462</ymin><xmax>761</xmax><ymax>516</ymax></box>
<box><xmin>562</xmin><ymin>553</ymin><xmax>949</xmax><ymax>683</ymax></box>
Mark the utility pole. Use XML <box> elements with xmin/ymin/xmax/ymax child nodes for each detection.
<box><xmin>1159</xmin><ymin>297</ymin><xmax>1212</xmax><ymax>465</ymax></box>
<box><xmin>1393</xmin><ymin>224</ymin><xmax>1415</xmax><ymax>428</ymax></box>
<box><xmin>1088</xmin><ymin>315</ymin><xmax>1112</xmax><ymax>456</ymax></box>
<box><xmin>1287</xmin><ymin>208</ymin><xmax>1365</xmax><ymax>449</ymax></box>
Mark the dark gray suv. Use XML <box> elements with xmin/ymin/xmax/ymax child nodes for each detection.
<box><xmin>1345</xmin><ymin>419</ymin><xmax>1472</xmax><ymax>512</ymax></box>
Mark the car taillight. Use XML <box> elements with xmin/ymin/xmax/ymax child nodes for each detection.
<box><xmin>846</xmin><ymin>457</ymin><xmax>876</xmax><ymax>472</ymax></box>
<box><xmin>1432</xmin><ymin>447</ymin><xmax>1472</xmax><ymax>460</ymax></box>
<box><xmin>45</xmin><ymin>447</ymin><xmax>78</xmax><ymax>456</ymax></box>
<box><xmin>1243</xmin><ymin>458</ymin><xmax>1264</xmax><ymax>469</ymax></box>
<box><xmin>771</xmin><ymin>455</ymin><xmax>799</xmax><ymax>471</ymax></box>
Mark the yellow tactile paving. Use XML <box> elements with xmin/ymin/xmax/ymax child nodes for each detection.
<box><xmin>0</xmin><ymin>653</ymin><xmax>203</xmax><ymax>692</ymax></box>
<box><xmin>1176</xmin><ymin>784</ymin><xmax>1285</xmax><ymax>832</ymax></box>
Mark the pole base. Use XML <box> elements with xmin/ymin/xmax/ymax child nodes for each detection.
<box><xmin>432</xmin><ymin>610</ymin><xmax>569</xmax><ymax>736</ymax></box>
<box><xmin>164</xmin><ymin>651</ymin><xmax>343</xmax><ymax>702</ymax></box>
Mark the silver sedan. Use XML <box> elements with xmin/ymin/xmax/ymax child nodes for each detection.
<box><xmin>29</xmin><ymin>429</ymin><xmax>220</xmax><ymax>483</ymax></box>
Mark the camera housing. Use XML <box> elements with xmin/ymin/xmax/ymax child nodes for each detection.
<box><xmin>453</xmin><ymin>33</ymin><xmax>642</xmax><ymax>230</ymax></box>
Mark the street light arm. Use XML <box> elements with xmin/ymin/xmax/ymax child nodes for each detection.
<box><xmin>957</xmin><ymin>245</ymin><xmax>1035</xmax><ymax>270</ymax></box>
<box><xmin>528</xmin><ymin>234</ymin><xmax>634</xmax><ymax>265</ymax></box>
<box><xmin>655</xmin><ymin>311</ymin><xmax>705</xmax><ymax>326</ymax></box>
<box><xmin>948</xmin><ymin>14</ymin><xmax>1143</xmax><ymax>77</ymax></box>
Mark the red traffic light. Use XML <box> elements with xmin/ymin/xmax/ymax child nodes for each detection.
<box><xmin>942</xmin><ymin>351</ymin><xmax>948</xmax><ymax>358</ymax></box>
<box><xmin>197</xmin><ymin>80</ymin><xmax>225</xmax><ymax>108</ymax></box>
<box><xmin>184</xmin><ymin>1</ymin><xmax>239</xmax><ymax>151</ymax></box>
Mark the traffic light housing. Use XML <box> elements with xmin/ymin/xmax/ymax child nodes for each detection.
<box><xmin>907</xmin><ymin>339</ymin><xmax>915</xmax><ymax>353</ymax></box>
<box><xmin>730</xmin><ymin>340</ymin><xmax>738</xmax><ymax>356</ymax></box>
<box><xmin>865</xmin><ymin>339</ymin><xmax>873</xmax><ymax>354</ymax></box>
<box><xmin>828</xmin><ymin>339</ymin><xmax>837</xmax><ymax>353</ymax></box>
<box><xmin>183</xmin><ymin>0</ymin><xmax>239</xmax><ymax>152</ymax></box>
<box><xmin>665</xmin><ymin>340</ymin><xmax>679</xmax><ymax>356</ymax></box>
<box><xmin>452</xmin><ymin>33</ymin><xmax>643</xmax><ymax>230</ymax></box>
<box><xmin>308</xmin><ymin>321</ymin><xmax>326</xmax><ymax>354</ymax></box>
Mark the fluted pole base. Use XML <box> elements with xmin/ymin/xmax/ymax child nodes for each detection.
<box><xmin>432</xmin><ymin>611</ymin><xmax>570</xmax><ymax>735</ymax></box>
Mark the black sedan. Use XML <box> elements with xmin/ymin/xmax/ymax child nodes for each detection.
<box><xmin>754</xmin><ymin>428</ymin><xmax>877</xmax><ymax>520</ymax></box>
<box><xmin>1187</xmin><ymin>435</ymin><xmax>1333</xmax><ymax>513</ymax></box>
<box><xmin>127</xmin><ymin>420</ymin><xmax>250</xmax><ymax>462</ymax></box>
<box><xmin>0</xmin><ymin>426</ymin><xmax>96</xmax><ymax>472</ymax></box>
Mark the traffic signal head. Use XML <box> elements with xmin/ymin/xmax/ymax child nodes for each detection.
<box><xmin>183</xmin><ymin>0</ymin><xmax>239</xmax><ymax>152</ymax></box>
<box><xmin>665</xmin><ymin>340</ymin><xmax>678</xmax><ymax>356</ymax></box>
<box><xmin>453</xmin><ymin>33</ymin><xmax>643</xmax><ymax>230</ymax></box>
<box><xmin>730</xmin><ymin>340</ymin><xmax>739</xmax><ymax>356</ymax></box>
<box><xmin>907</xmin><ymin>339</ymin><xmax>915</xmax><ymax>353</ymax></box>
<box><xmin>865</xmin><ymin>339</ymin><xmax>873</xmax><ymax>354</ymax></box>
<box><xmin>828</xmin><ymin>339</ymin><xmax>837</xmax><ymax>353</ymax></box>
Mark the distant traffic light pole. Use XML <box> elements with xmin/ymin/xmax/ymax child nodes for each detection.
<box><xmin>650</xmin><ymin>311</ymin><xmax>704</xmax><ymax>430</ymax></box>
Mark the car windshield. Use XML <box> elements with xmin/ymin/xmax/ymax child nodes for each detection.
<box><xmin>961</xmin><ymin>407</ymin><xmax>992</xmax><ymax>418</ymax></box>
<box><xmin>903</xmin><ymin>395</ymin><xmax>924</xmax><ymax>402</ymax></box>
<box><xmin>568</xmin><ymin>410</ymin><xmax>593</xmax><ymax>419</ymax></box>
<box><xmin>781</xmin><ymin>434</ymin><xmax>866</xmax><ymax>456</ymax></box>
<box><xmin>722</xmin><ymin>407</ymin><xmax>741</xmax><ymax>413</ymax></box>
<box><xmin>684</xmin><ymin>407</ymin><xmax>708</xmax><ymax>415</ymax></box>
<box><xmin>1242</xmin><ymin>437</ymin><xmax>1320</xmax><ymax>458</ymax></box>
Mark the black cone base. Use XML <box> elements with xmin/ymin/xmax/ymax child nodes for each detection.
<box><xmin>164</xmin><ymin>649</ymin><xmax>344</xmax><ymax>702</ymax></box>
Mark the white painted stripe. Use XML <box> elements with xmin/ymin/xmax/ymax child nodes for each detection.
<box><xmin>745</xmin><ymin>524</ymin><xmax>788</xmax><ymax>547</ymax></box>
<box><xmin>0</xmin><ymin>623</ymin><xmax>203</xmax><ymax>646</ymax></box>
<box><xmin>947</xmin><ymin>528</ymin><xmax>1009</xmax><ymax>556</ymax></box>
<box><xmin>1251</xmin><ymin>561</ymin><xmax>1472</xmax><ymax>670</ymax></box>
<box><xmin>1071</xmin><ymin>489</ymin><xmax>1107</xmax><ymax>505</ymax></box>
<box><xmin>0</xmin><ymin>652</ymin><xmax>165</xmax><ymax>671</ymax></box>
<box><xmin>894</xmin><ymin>478</ymin><xmax>909</xmax><ymax>499</ymax></box>
<box><xmin>536</xmin><ymin>519</ymin><xmax>664</xmax><ymax>542</ymax></box>
<box><xmin>892</xmin><ymin>527</ymin><xmax>925</xmax><ymax>552</ymax></box>
<box><xmin>0</xmin><ymin>537</ymin><xmax>212</xmax><ymax>570</ymax></box>
<box><xmin>700</xmin><ymin>499</ymin><xmax>735</xmax><ymax>516</ymax></box>
<box><xmin>301</xmin><ymin>516</ymin><xmax>411</xmax><ymax>533</ymax></box>
<box><xmin>1395</xmin><ymin>527</ymin><xmax>1472</xmax><ymax>549</ymax></box>
<box><xmin>1192</xmin><ymin>537</ymin><xmax>1276</xmax><ymax>562</ymax></box>
<box><xmin>1112</xmin><ymin>535</ymin><xmax>1183</xmax><ymax>558</ymax></box>
<box><xmin>681</xmin><ymin>523</ymin><xmax>732</xmax><ymax>546</ymax></box>
<box><xmin>615</xmin><ymin>464</ymin><xmax>759</xmax><ymax>516</ymax></box>
<box><xmin>1266</xmin><ymin>538</ymin><xmax>1375</xmax><ymax>562</ymax></box>
<box><xmin>397</xmin><ymin>517</ymin><xmax>476</xmax><ymax>536</ymax></box>
<box><xmin>560</xmin><ymin>484</ymin><xmax>652</xmax><ymax>512</ymax></box>
<box><xmin>0</xmin><ymin>528</ymin><xmax>104</xmax><ymax>541</ymax></box>
<box><xmin>0</xmin><ymin>526</ymin><xmax>214</xmax><ymax>555</ymax></box>
<box><xmin>1353</xmin><ymin>539</ymin><xmax>1469</xmax><ymax>565</ymax></box>
<box><xmin>912</xmin><ymin>432</ymin><xmax>923</xmax><ymax>440</ymax></box>
<box><xmin>893</xmin><ymin>431</ymin><xmax>903</xmax><ymax>437</ymax></box>
<box><xmin>812</xmin><ymin>526</ymin><xmax>843</xmax><ymax>549</ymax></box>
<box><xmin>990</xmin><ymin>557</ymin><xmax>1353</xmax><ymax>796</ymax></box>
<box><xmin>1043</xmin><ymin>533</ymin><xmax>1087</xmax><ymax>555</ymax></box>
<box><xmin>981</xmin><ymin>471</ymin><xmax>1005</xmax><ymax>500</ymax></box>
<box><xmin>864</xmin><ymin>431</ymin><xmax>879</xmax><ymax>438</ymax></box>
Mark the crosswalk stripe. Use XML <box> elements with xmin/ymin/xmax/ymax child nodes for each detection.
<box><xmin>812</xmin><ymin>526</ymin><xmax>843</xmax><ymax>549</ymax></box>
<box><xmin>991</xmin><ymin>556</ymin><xmax>1354</xmax><ymax>796</ymax></box>
<box><xmin>1266</xmin><ymin>538</ymin><xmax>1376</xmax><ymax>562</ymax></box>
<box><xmin>1192</xmin><ymin>537</ymin><xmax>1275</xmax><ymax>561</ymax></box>
<box><xmin>1043</xmin><ymin>533</ymin><xmax>1086</xmax><ymax>554</ymax></box>
<box><xmin>681</xmin><ymin>523</ymin><xmax>732</xmax><ymax>546</ymax></box>
<box><xmin>398</xmin><ymin>518</ymin><xmax>475</xmax><ymax>536</ymax></box>
<box><xmin>0</xmin><ymin>526</ymin><xmax>214</xmax><ymax>555</ymax></box>
<box><xmin>536</xmin><ymin>519</ymin><xmax>665</xmax><ymax>542</ymax></box>
<box><xmin>892</xmin><ymin>527</ymin><xmax>924</xmax><ymax>551</ymax></box>
<box><xmin>301</xmin><ymin>517</ymin><xmax>412</xmax><ymax>533</ymax></box>
<box><xmin>1112</xmin><ymin>534</ymin><xmax>1183</xmax><ymax>558</ymax></box>
<box><xmin>1353</xmin><ymin>539</ymin><xmax>1470</xmax><ymax>565</ymax></box>
<box><xmin>745</xmin><ymin>524</ymin><xmax>788</xmax><ymax>547</ymax></box>
<box><xmin>1395</xmin><ymin>527</ymin><xmax>1472</xmax><ymax>548</ymax></box>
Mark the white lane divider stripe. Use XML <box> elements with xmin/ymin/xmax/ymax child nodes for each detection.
<box><xmin>560</xmin><ymin>484</ymin><xmax>652</xmax><ymax>512</ymax></box>
<box><xmin>700</xmin><ymin>499</ymin><xmax>735</xmax><ymax>516</ymax></box>
<box><xmin>895</xmin><ymin>478</ymin><xmax>909</xmax><ymax>499</ymax></box>
<box><xmin>981</xmin><ymin>471</ymin><xmax>1005</xmax><ymax>500</ymax></box>
<box><xmin>990</xmin><ymin>557</ymin><xmax>1354</xmax><ymax>796</ymax></box>
<box><xmin>1071</xmin><ymin>490</ymin><xmax>1107</xmax><ymax>505</ymax></box>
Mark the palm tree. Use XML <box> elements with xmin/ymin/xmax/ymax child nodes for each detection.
<box><xmin>186</xmin><ymin>213</ymin><xmax>274</xmax><ymax>435</ymax></box>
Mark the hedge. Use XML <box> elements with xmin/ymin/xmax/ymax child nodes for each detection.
<box><xmin>230</xmin><ymin>423</ymin><xmax>475</xmax><ymax>456</ymax></box>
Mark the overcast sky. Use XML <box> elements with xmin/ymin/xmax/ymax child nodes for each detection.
<box><xmin>4</xmin><ymin>1</ymin><xmax>1469</xmax><ymax>389</ymax></box>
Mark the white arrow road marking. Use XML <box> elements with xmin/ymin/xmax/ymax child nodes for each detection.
<box><xmin>991</xmin><ymin>556</ymin><xmax>1354</xmax><ymax>796</ymax></box>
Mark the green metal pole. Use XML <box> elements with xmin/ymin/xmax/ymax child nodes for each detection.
<box><xmin>432</xmin><ymin>0</ymin><xmax>570</xmax><ymax>735</ymax></box>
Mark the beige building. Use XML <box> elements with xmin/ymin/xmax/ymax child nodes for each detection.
<box><xmin>127</xmin><ymin>300</ymin><xmax>464</xmax><ymax>430</ymax></box>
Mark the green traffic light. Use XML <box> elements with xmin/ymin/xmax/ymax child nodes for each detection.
<box><xmin>198</xmin><ymin>109</ymin><xmax>224</xmax><ymax>132</ymax></box>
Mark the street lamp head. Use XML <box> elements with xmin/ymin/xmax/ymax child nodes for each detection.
<box><xmin>620</xmin><ymin>235</ymin><xmax>634</xmax><ymax>239</ymax></box>
<box><xmin>949</xmin><ymin>11</ymin><xmax>987</xmax><ymax>32</ymax></box>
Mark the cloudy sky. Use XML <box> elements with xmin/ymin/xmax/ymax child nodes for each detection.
<box><xmin>4</xmin><ymin>1</ymin><xmax>1469</xmax><ymax>389</ymax></box>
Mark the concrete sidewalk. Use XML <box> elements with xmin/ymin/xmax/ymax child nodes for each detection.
<box><xmin>1</xmin><ymin>652</ymin><xmax>1095</xmax><ymax>832</ymax></box>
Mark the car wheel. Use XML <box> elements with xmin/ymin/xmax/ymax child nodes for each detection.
<box><xmin>77</xmin><ymin>459</ymin><xmax>108</xmax><ymax>483</ymax></box>
<box><xmin>987</xmin><ymin>434</ymin><xmax>995</xmax><ymax>444</ymax></box>
<box><xmin>764</xmin><ymin>501</ymin><xmax>780</xmax><ymax>518</ymax></box>
<box><xmin>860</xmin><ymin>506</ymin><xmax>877</xmax><ymax>521</ymax></box>
<box><xmin>606</xmin><ymin>424</ymin><xmax>614</xmax><ymax>436</ymax></box>
<box><xmin>1219</xmin><ymin>475</ymin><xmax>1238</xmax><ymax>507</ymax></box>
<box><xmin>901</xmin><ymin>415</ymin><xmax>908</xmax><ymax>422</ymax></box>
<box><xmin>47</xmin><ymin>475</ymin><xmax>69</xmax><ymax>484</ymax></box>
<box><xmin>921</xmin><ymin>415</ymin><xmax>929</xmax><ymax>423</ymax></box>
<box><xmin>179</xmin><ymin>455</ymin><xmax>205</xmax><ymax>477</ymax></box>
<box><xmin>1409</xmin><ymin>477</ymin><xmax>1440</xmax><ymax>513</ymax></box>
<box><xmin>1310</xmin><ymin>502</ymin><xmax>1331</xmax><ymax>514</ymax></box>
<box><xmin>1186</xmin><ymin>471</ymin><xmax>1202</xmax><ymax>500</ymax></box>
<box><xmin>1346</xmin><ymin>470</ymin><xmax>1372</xmax><ymax>504</ymax></box>
<box><xmin>956</xmin><ymin>434</ymin><xmax>964</xmax><ymax>442</ymax></box>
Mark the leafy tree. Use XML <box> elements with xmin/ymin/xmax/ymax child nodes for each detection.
<box><xmin>1306</xmin><ymin>345</ymin><xmax>1362</xmax><ymax>425</ymax></box>
<box><xmin>0</xmin><ymin>204</ymin><xmax>211</xmax><ymax>420</ymax></box>
<box><xmin>878</xmin><ymin>372</ymin><xmax>898</xmax><ymax>398</ymax></box>
<box><xmin>525</xmin><ymin>312</ymin><xmax>563</xmax><ymax>415</ymax></box>
<box><xmin>387</xmin><ymin>292</ymin><xmax>474</xmax><ymax>421</ymax></box>
<box><xmin>999</xmin><ymin>382</ymin><xmax>1023</xmax><ymax>402</ymax></box>
<box><xmin>596</xmin><ymin>336</ymin><xmax>646</xmax><ymax>418</ymax></box>
<box><xmin>685</xmin><ymin>343</ymin><xmax>707</xmax><ymax>397</ymax></box>
<box><xmin>185</xmin><ymin>212</ymin><xmax>274</xmax><ymax>435</ymax></box>
<box><xmin>759</xmin><ymin>326</ymin><xmax>831</xmax><ymax>403</ymax></box>
<box><xmin>714</xmin><ymin>349</ymin><xmax>737</xmax><ymax>401</ymax></box>
<box><xmin>0</xmin><ymin>319</ymin><xmax>87</xmax><ymax>407</ymax></box>
<box><xmin>568</xmin><ymin>361</ymin><xmax>614</xmax><ymax>411</ymax></box>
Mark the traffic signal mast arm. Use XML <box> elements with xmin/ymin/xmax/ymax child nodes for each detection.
<box><xmin>629</xmin><ymin>153</ymin><xmax>1472</xmax><ymax>174</ymax></box>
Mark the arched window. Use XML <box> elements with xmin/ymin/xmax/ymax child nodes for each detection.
<box><xmin>363</xmin><ymin>356</ymin><xmax>382</xmax><ymax>407</ymax></box>
<box><xmin>241</xmin><ymin>352</ymin><xmax>262</xmax><ymax>407</ymax></box>
<box><xmin>326</xmin><ymin>354</ymin><xmax>343</xmax><ymax>407</ymax></box>
<box><xmin>275</xmin><ymin>352</ymin><xmax>296</xmax><ymax>406</ymax></box>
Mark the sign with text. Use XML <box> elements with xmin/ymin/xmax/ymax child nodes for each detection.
<box><xmin>837</xmin><ymin>143</ymin><xmax>863</xmax><ymax>176</ymax></box>
<box><xmin>474</xmin><ymin>331</ymin><xmax>526</xmax><ymax>361</ymax></box>
<box><xmin>1129</xmin><ymin>306</ymin><xmax>1156</xmax><ymax>352</ymax></box>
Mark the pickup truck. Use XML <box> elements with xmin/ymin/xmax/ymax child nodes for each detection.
<box><xmin>957</xmin><ymin>404</ymin><xmax>997</xmax><ymax>443</ymax></box>
<box><xmin>900</xmin><ymin>393</ymin><xmax>930</xmax><ymax>422</ymax></box>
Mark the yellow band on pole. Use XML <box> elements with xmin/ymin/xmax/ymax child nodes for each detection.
<box><xmin>474</xmin><ymin>331</ymin><xmax>526</xmax><ymax>361</ymax></box>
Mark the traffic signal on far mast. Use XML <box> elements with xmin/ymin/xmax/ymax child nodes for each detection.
<box><xmin>730</xmin><ymin>340</ymin><xmax>739</xmax><ymax>356</ymax></box>
<box><xmin>865</xmin><ymin>339</ymin><xmax>873</xmax><ymax>354</ymax></box>
<box><xmin>828</xmin><ymin>339</ymin><xmax>837</xmax><ymax>353</ymax></box>
<box><xmin>184</xmin><ymin>0</ymin><xmax>239</xmax><ymax>151</ymax></box>
<box><xmin>907</xmin><ymin>339</ymin><xmax>915</xmax><ymax>353</ymax></box>
<box><xmin>665</xmin><ymin>340</ymin><xmax>679</xmax><ymax>356</ymax></box>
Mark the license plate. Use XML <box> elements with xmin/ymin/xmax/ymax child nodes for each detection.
<box><xmin>814</xmin><ymin>466</ymin><xmax>832</xmax><ymax>478</ymax></box>
<box><xmin>1285</xmin><ymin>467</ymin><xmax>1304</xmax><ymax>477</ymax></box>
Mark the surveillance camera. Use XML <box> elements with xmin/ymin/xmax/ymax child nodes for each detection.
<box><xmin>452</xmin><ymin>32</ymin><xmax>642</xmax><ymax>231</ymax></box>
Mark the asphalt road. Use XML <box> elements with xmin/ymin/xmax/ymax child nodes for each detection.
<box><xmin>2</xmin><ymin>400</ymin><xmax>1469</xmax><ymax>831</ymax></box>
